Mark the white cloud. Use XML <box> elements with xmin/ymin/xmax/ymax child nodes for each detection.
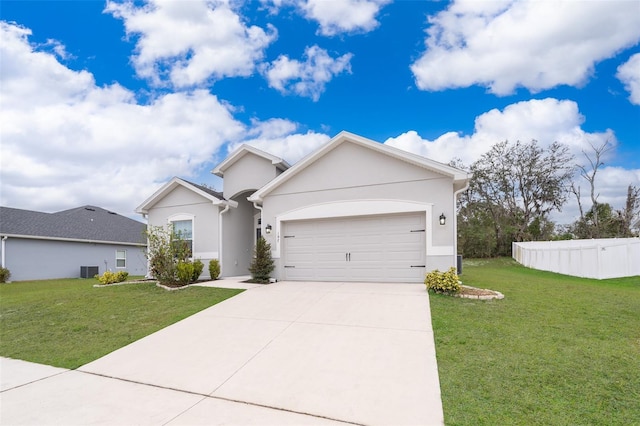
<box><xmin>385</xmin><ymin>98</ymin><xmax>612</xmax><ymax>166</ymax></box>
<box><xmin>594</xmin><ymin>167</ymin><xmax>640</xmax><ymax>209</ymax></box>
<box><xmin>384</xmin><ymin>98</ymin><xmax>638</xmax><ymax>223</ymax></box>
<box><xmin>260</xmin><ymin>0</ymin><xmax>389</xmax><ymax>36</ymax></box>
<box><xmin>411</xmin><ymin>0</ymin><xmax>640</xmax><ymax>95</ymax></box>
<box><xmin>262</xmin><ymin>45</ymin><xmax>352</xmax><ymax>100</ymax></box>
<box><xmin>0</xmin><ymin>21</ymin><xmax>334</xmax><ymax>216</ymax></box>
<box><xmin>230</xmin><ymin>118</ymin><xmax>330</xmax><ymax>163</ymax></box>
<box><xmin>0</xmin><ymin>21</ymin><xmax>244</xmax><ymax>215</ymax></box>
<box><xmin>617</xmin><ymin>53</ymin><xmax>640</xmax><ymax>105</ymax></box>
<box><xmin>297</xmin><ymin>0</ymin><xmax>390</xmax><ymax>36</ymax></box>
<box><xmin>105</xmin><ymin>0</ymin><xmax>276</xmax><ymax>87</ymax></box>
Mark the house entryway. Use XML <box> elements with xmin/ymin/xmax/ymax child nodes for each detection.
<box><xmin>221</xmin><ymin>191</ymin><xmax>260</xmax><ymax>277</ymax></box>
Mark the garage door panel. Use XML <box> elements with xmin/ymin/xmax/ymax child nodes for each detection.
<box><xmin>385</xmin><ymin>251</ymin><xmax>424</xmax><ymax>262</ymax></box>
<box><xmin>350</xmin><ymin>235</ymin><xmax>383</xmax><ymax>245</ymax></box>
<box><xmin>283</xmin><ymin>213</ymin><xmax>426</xmax><ymax>282</ymax></box>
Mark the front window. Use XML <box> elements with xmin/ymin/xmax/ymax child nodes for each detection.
<box><xmin>116</xmin><ymin>250</ymin><xmax>126</xmax><ymax>268</ymax></box>
<box><xmin>172</xmin><ymin>219</ymin><xmax>193</xmax><ymax>257</ymax></box>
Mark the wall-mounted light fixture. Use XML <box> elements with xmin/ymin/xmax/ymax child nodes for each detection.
<box><xmin>265</xmin><ymin>224</ymin><xmax>272</xmax><ymax>234</ymax></box>
<box><xmin>439</xmin><ymin>213</ymin><xmax>446</xmax><ymax>226</ymax></box>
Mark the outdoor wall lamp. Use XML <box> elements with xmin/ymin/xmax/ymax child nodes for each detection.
<box><xmin>265</xmin><ymin>224</ymin><xmax>272</xmax><ymax>234</ymax></box>
<box><xmin>439</xmin><ymin>213</ymin><xmax>446</xmax><ymax>226</ymax></box>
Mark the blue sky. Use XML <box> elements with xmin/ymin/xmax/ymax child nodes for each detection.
<box><xmin>1</xmin><ymin>0</ymin><xmax>639</xmax><ymax>224</ymax></box>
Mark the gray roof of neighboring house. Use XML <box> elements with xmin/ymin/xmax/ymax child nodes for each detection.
<box><xmin>0</xmin><ymin>205</ymin><xmax>146</xmax><ymax>245</ymax></box>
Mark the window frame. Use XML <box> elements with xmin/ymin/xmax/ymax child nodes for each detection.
<box><xmin>115</xmin><ymin>249</ymin><xmax>126</xmax><ymax>269</ymax></box>
<box><xmin>168</xmin><ymin>214</ymin><xmax>195</xmax><ymax>259</ymax></box>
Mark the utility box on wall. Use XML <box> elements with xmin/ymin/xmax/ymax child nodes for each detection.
<box><xmin>80</xmin><ymin>266</ymin><xmax>99</xmax><ymax>278</ymax></box>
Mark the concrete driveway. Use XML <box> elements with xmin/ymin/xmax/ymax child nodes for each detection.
<box><xmin>1</xmin><ymin>280</ymin><xmax>444</xmax><ymax>425</ymax></box>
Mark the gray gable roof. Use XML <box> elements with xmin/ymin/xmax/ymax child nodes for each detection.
<box><xmin>180</xmin><ymin>179</ymin><xmax>225</xmax><ymax>200</ymax></box>
<box><xmin>0</xmin><ymin>205</ymin><xmax>146</xmax><ymax>245</ymax></box>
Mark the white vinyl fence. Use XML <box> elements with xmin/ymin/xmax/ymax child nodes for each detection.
<box><xmin>513</xmin><ymin>238</ymin><xmax>640</xmax><ymax>280</ymax></box>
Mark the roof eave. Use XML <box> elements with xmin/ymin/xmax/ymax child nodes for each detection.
<box><xmin>136</xmin><ymin>177</ymin><xmax>225</xmax><ymax>215</ymax></box>
<box><xmin>0</xmin><ymin>233</ymin><xmax>147</xmax><ymax>246</ymax></box>
<box><xmin>212</xmin><ymin>144</ymin><xmax>290</xmax><ymax>177</ymax></box>
<box><xmin>251</xmin><ymin>131</ymin><xmax>471</xmax><ymax>201</ymax></box>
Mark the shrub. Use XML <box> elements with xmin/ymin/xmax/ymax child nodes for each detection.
<box><xmin>0</xmin><ymin>267</ymin><xmax>11</xmax><ymax>283</ymax></box>
<box><xmin>249</xmin><ymin>236</ymin><xmax>274</xmax><ymax>283</ymax></box>
<box><xmin>176</xmin><ymin>261</ymin><xmax>195</xmax><ymax>285</ymax></box>
<box><xmin>145</xmin><ymin>224</ymin><xmax>191</xmax><ymax>285</ymax></box>
<box><xmin>425</xmin><ymin>267</ymin><xmax>461</xmax><ymax>295</ymax></box>
<box><xmin>192</xmin><ymin>259</ymin><xmax>204</xmax><ymax>282</ymax></box>
<box><xmin>208</xmin><ymin>259</ymin><xmax>220</xmax><ymax>280</ymax></box>
<box><xmin>96</xmin><ymin>270</ymin><xmax>128</xmax><ymax>285</ymax></box>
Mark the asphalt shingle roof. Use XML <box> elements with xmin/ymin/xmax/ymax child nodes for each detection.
<box><xmin>0</xmin><ymin>205</ymin><xmax>146</xmax><ymax>245</ymax></box>
<box><xmin>180</xmin><ymin>179</ymin><xmax>225</xmax><ymax>200</ymax></box>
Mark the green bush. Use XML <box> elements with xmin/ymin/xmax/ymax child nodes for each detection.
<box><xmin>176</xmin><ymin>261</ymin><xmax>195</xmax><ymax>285</ymax></box>
<box><xmin>145</xmin><ymin>224</ymin><xmax>191</xmax><ymax>285</ymax></box>
<box><xmin>95</xmin><ymin>270</ymin><xmax>128</xmax><ymax>285</ymax></box>
<box><xmin>208</xmin><ymin>259</ymin><xmax>220</xmax><ymax>280</ymax></box>
<box><xmin>0</xmin><ymin>267</ymin><xmax>11</xmax><ymax>283</ymax></box>
<box><xmin>249</xmin><ymin>236</ymin><xmax>274</xmax><ymax>283</ymax></box>
<box><xmin>425</xmin><ymin>267</ymin><xmax>460</xmax><ymax>295</ymax></box>
<box><xmin>192</xmin><ymin>259</ymin><xmax>204</xmax><ymax>282</ymax></box>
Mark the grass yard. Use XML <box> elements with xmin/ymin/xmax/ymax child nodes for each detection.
<box><xmin>0</xmin><ymin>278</ymin><xmax>242</xmax><ymax>369</ymax></box>
<box><xmin>430</xmin><ymin>258</ymin><xmax>640</xmax><ymax>425</ymax></box>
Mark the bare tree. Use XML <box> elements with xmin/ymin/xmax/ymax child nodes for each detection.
<box><xmin>573</xmin><ymin>140</ymin><xmax>614</xmax><ymax>237</ymax></box>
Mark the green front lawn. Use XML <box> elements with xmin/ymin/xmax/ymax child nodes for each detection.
<box><xmin>431</xmin><ymin>258</ymin><xmax>640</xmax><ymax>425</ymax></box>
<box><xmin>0</xmin><ymin>279</ymin><xmax>242</xmax><ymax>369</ymax></box>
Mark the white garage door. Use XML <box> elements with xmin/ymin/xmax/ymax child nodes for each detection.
<box><xmin>282</xmin><ymin>213</ymin><xmax>426</xmax><ymax>282</ymax></box>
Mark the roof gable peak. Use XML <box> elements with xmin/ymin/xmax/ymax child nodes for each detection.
<box><xmin>212</xmin><ymin>144</ymin><xmax>290</xmax><ymax>177</ymax></box>
<box><xmin>135</xmin><ymin>177</ymin><xmax>226</xmax><ymax>215</ymax></box>
<box><xmin>249</xmin><ymin>131</ymin><xmax>469</xmax><ymax>202</ymax></box>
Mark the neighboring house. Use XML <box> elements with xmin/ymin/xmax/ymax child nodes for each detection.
<box><xmin>0</xmin><ymin>205</ymin><xmax>147</xmax><ymax>281</ymax></box>
<box><xmin>136</xmin><ymin>131</ymin><xmax>470</xmax><ymax>283</ymax></box>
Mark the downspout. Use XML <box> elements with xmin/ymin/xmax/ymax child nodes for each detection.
<box><xmin>218</xmin><ymin>203</ymin><xmax>231</xmax><ymax>277</ymax></box>
<box><xmin>1</xmin><ymin>236</ymin><xmax>7</xmax><ymax>269</ymax></box>
<box><xmin>252</xmin><ymin>201</ymin><xmax>263</xmax><ymax>236</ymax></box>
<box><xmin>453</xmin><ymin>176</ymin><xmax>471</xmax><ymax>269</ymax></box>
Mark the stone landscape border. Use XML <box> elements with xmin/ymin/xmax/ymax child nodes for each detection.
<box><xmin>455</xmin><ymin>285</ymin><xmax>504</xmax><ymax>300</ymax></box>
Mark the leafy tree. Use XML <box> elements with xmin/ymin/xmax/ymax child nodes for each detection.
<box><xmin>619</xmin><ymin>184</ymin><xmax>640</xmax><ymax>237</ymax></box>
<box><xmin>457</xmin><ymin>198</ymin><xmax>498</xmax><ymax>258</ymax></box>
<box><xmin>571</xmin><ymin>203</ymin><xmax>623</xmax><ymax>239</ymax></box>
<box><xmin>462</xmin><ymin>140</ymin><xmax>573</xmax><ymax>256</ymax></box>
<box><xmin>249</xmin><ymin>236</ymin><xmax>274</xmax><ymax>283</ymax></box>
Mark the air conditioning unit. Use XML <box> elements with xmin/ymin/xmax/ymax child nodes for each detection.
<box><xmin>81</xmin><ymin>266</ymin><xmax>99</xmax><ymax>278</ymax></box>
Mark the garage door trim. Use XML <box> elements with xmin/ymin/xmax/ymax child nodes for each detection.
<box><xmin>271</xmin><ymin>200</ymin><xmax>433</xmax><ymax>258</ymax></box>
<box><xmin>281</xmin><ymin>212</ymin><xmax>427</xmax><ymax>282</ymax></box>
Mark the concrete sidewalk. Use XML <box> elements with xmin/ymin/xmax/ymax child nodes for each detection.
<box><xmin>1</xmin><ymin>280</ymin><xmax>444</xmax><ymax>425</ymax></box>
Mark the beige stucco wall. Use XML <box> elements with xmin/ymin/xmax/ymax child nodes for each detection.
<box><xmin>260</xmin><ymin>141</ymin><xmax>458</xmax><ymax>280</ymax></box>
<box><xmin>223</xmin><ymin>152</ymin><xmax>280</xmax><ymax>199</ymax></box>
<box><xmin>220</xmin><ymin>193</ymin><xmax>257</xmax><ymax>277</ymax></box>
<box><xmin>146</xmin><ymin>185</ymin><xmax>220</xmax><ymax>278</ymax></box>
